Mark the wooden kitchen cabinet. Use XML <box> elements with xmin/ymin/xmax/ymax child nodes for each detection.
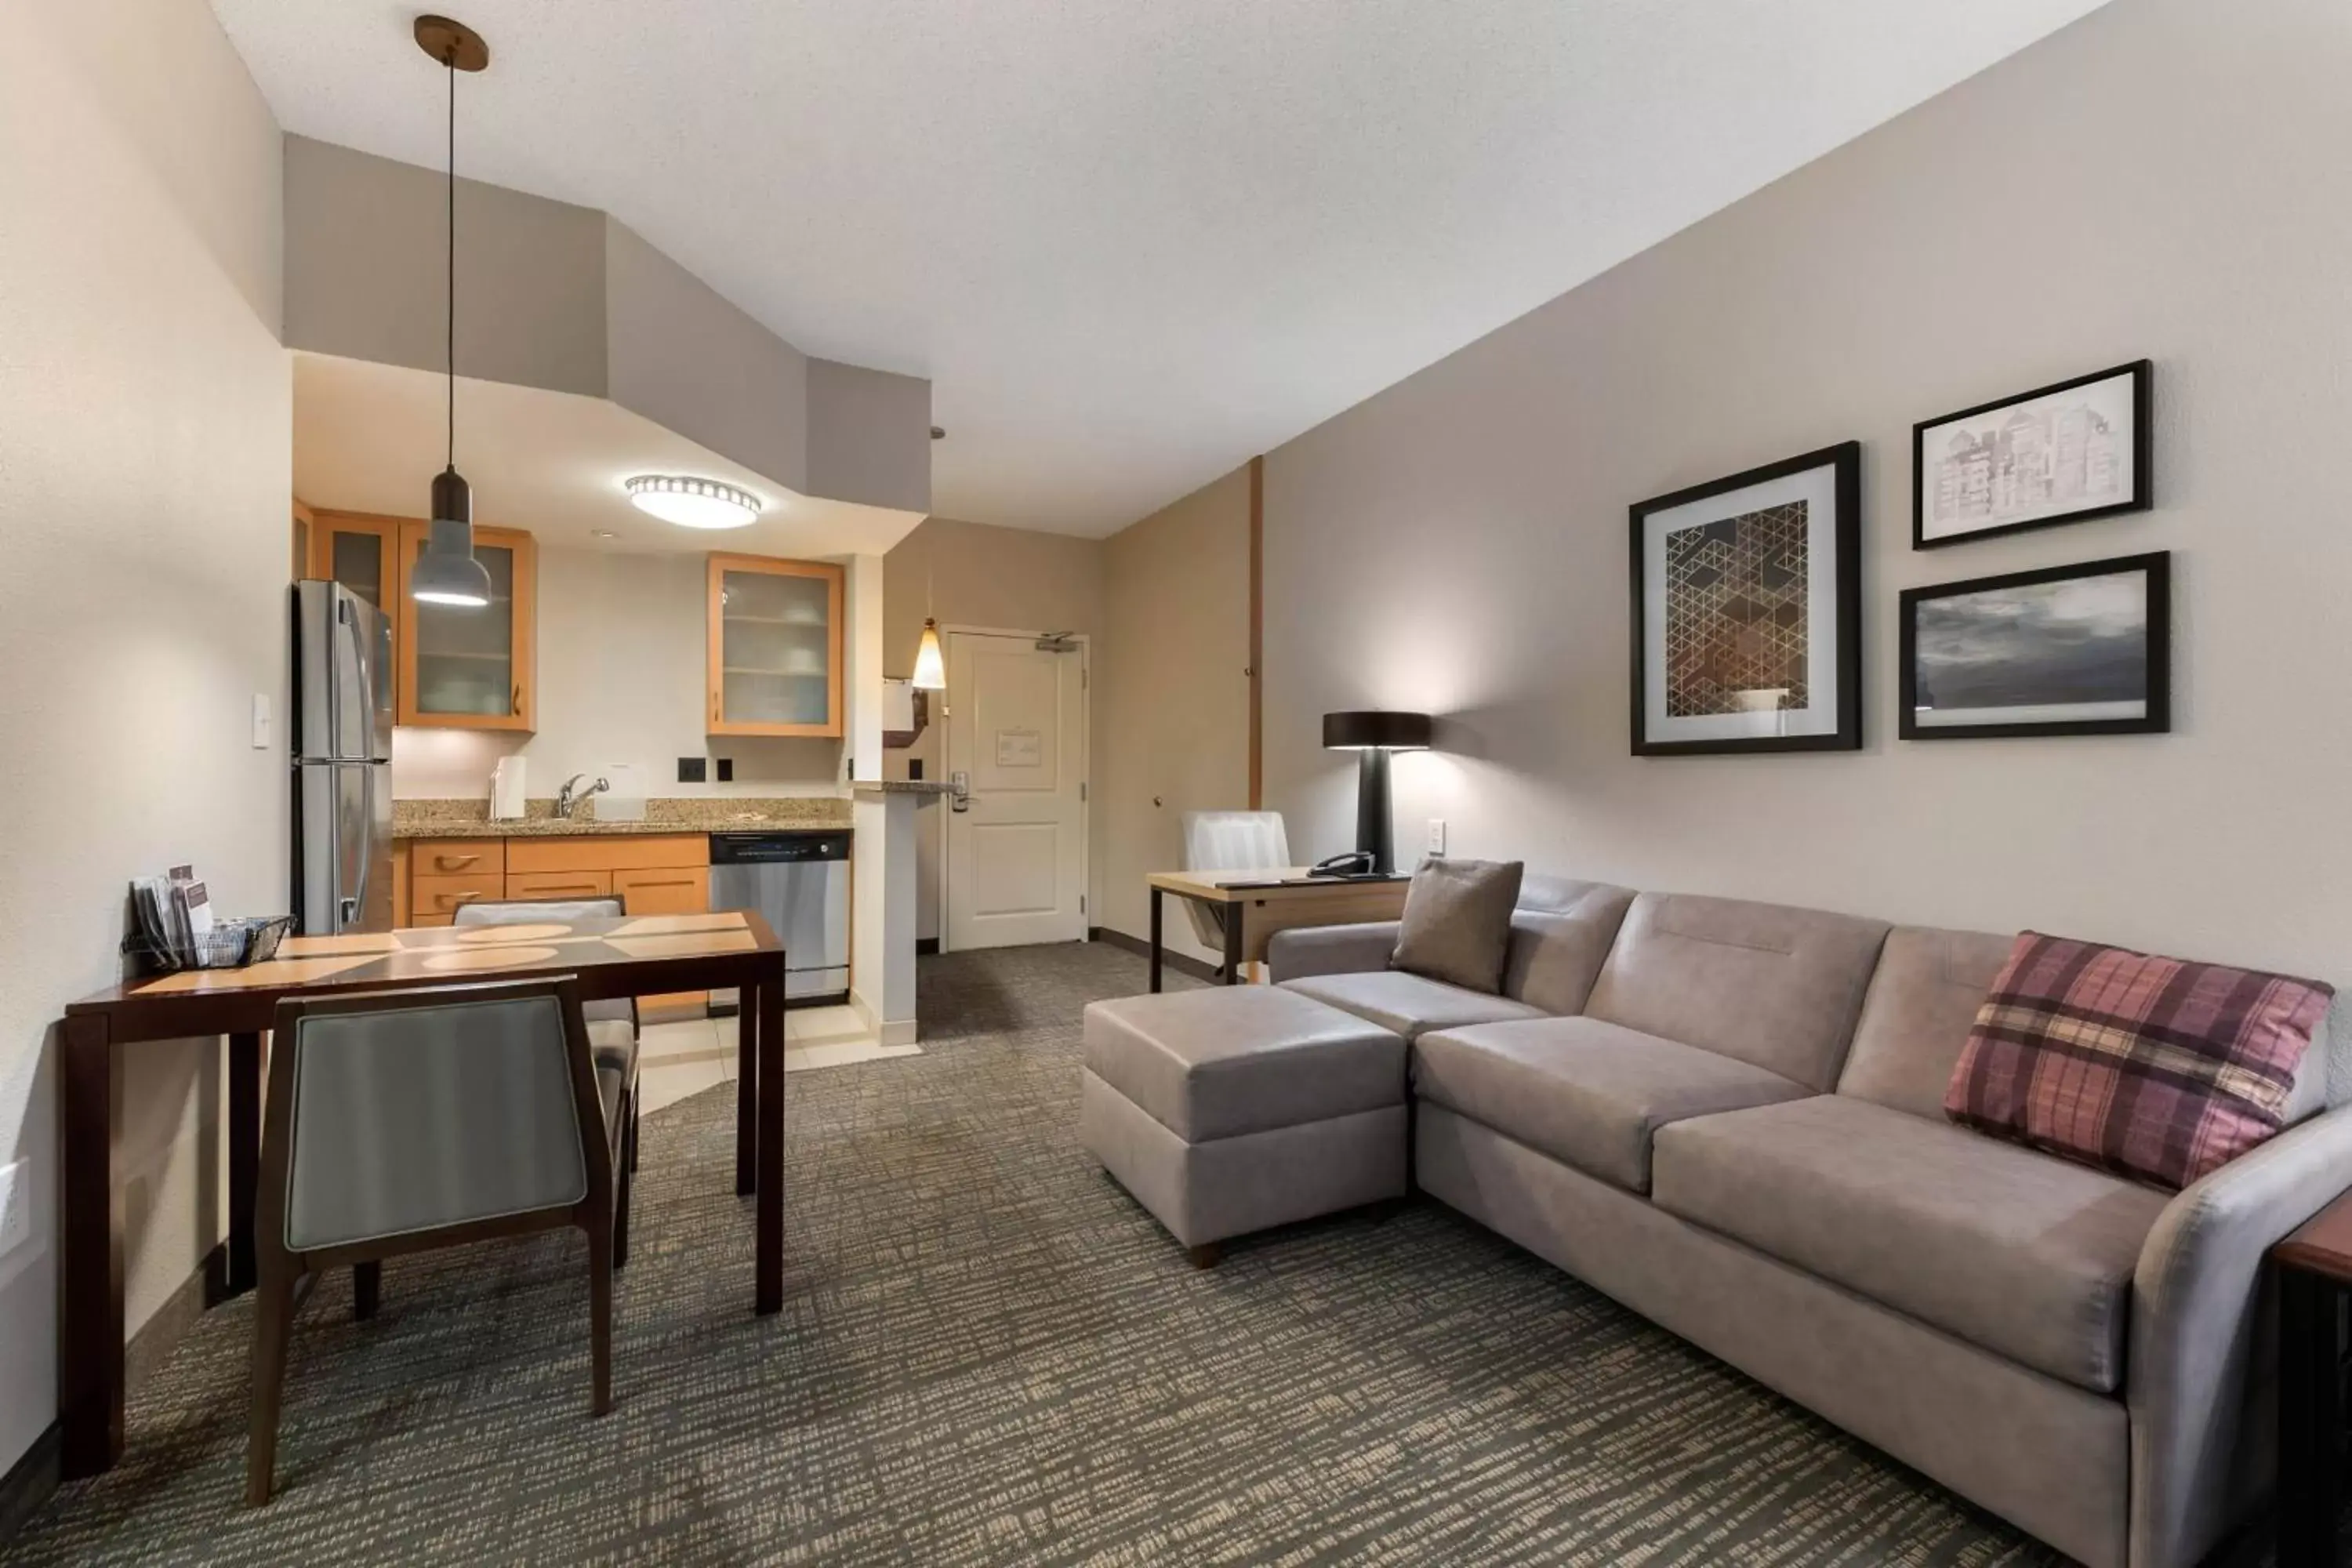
<box><xmin>410</xmin><ymin>872</ymin><xmax>505</xmax><ymax>925</ymax></box>
<box><xmin>305</xmin><ymin>510</ymin><xmax>403</xmax><ymax>646</ymax></box>
<box><xmin>396</xmin><ymin>521</ymin><xmax>537</xmax><ymax>731</ymax></box>
<box><xmin>706</xmin><ymin>554</ymin><xmax>843</xmax><ymax>738</ymax></box>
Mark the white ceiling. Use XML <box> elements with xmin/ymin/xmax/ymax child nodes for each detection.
<box><xmin>293</xmin><ymin>352</ymin><xmax>924</xmax><ymax>557</ymax></box>
<box><xmin>221</xmin><ymin>1</ymin><xmax>2110</xmax><ymax>538</ymax></box>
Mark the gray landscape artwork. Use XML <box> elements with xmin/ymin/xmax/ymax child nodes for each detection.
<box><xmin>1913</xmin><ymin>568</ymin><xmax>2148</xmax><ymax>725</ymax></box>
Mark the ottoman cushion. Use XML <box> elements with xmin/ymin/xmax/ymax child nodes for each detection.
<box><xmin>1083</xmin><ymin>987</ymin><xmax>1405</xmax><ymax>1142</ymax></box>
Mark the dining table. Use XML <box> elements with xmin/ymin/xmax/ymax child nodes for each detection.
<box><xmin>55</xmin><ymin>908</ymin><xmax>789</xmax><ymax>1479</ymax></box>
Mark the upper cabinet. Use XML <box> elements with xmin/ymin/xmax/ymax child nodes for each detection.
<box><xmin>395</xmin><ymin>521</ymin><xmax>538</xmax><ymax>731</ymax></box>
<box><xmin>706</xmin><ymin>554</ymin><xmax>843</xmax><ymax>737</ymax></box>
<box><xmin>304</xmin><ymin>510</ymin><xmax>402</xmax><ymax>649</ymax></box>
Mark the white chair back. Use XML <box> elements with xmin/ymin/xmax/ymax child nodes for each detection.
<box><xmin>1178</xmin><ymin>812</ymin><xmax>1290</xmax><ymax>950</ymax></box>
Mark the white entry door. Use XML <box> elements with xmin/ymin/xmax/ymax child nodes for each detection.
<box><xmin>945</xmin><ymin>630</ymin><xmax>1089</xmax><ymax>950</ymax></box>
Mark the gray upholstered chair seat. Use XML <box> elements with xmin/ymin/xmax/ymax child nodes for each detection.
<box><xmin>1652</xmin><ymin>1095</ymin><xmax>2169</xmax><ymax>1392</ymax></box>
<box><xmin>1083</xmin><ymin>986</ymin><xmax>1402</xmax><ymax>1142</ymax></box>
<box><xmin>1413</xmin><ymin>1016</ymin><xmax>1814</xmax><ymax>1194</ymax></box>
<box><xmin>1277</xmin><ymin>970</ymin><xmax>1544</xmax><ymax>1043</ymax></box>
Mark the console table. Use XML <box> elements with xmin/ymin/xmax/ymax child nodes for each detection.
<box><xmin>1144</xmin><ymin>869</ymin><xmax>1410</xmax><ymax>992</ymax></box>
<box><xmin>2274</xmin><ymin>1190</ymin><xmax>2352</xmax><ymax>1566</ymax></box>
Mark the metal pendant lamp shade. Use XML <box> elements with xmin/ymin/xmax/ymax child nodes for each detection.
<box><xmin>412</xmin><ymin>16</ymin><xmax>491</xmax><ymax>610</ymax></box>
<box><xmin>412</xmin><ymin>467</ymin><xmax>494</xmax><ymax>606</ymax></box>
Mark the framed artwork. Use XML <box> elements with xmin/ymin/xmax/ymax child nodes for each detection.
<box><xmin>1913</xmin><ymin>360</ymin><xmax>2151</xmax><ymax>548</ymax></box>
<box><xmin>1899</xmin><ymin>552</ymin><xmax>2170</xmax><ymax>740</ymax></box>
<box><xmin>1628</xmin><ymin>441</ymin><xmax>1861</xmax><ymax>756</ymax></box>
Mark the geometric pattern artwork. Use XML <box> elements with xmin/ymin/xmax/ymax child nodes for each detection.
<box><xmin>1663</xmin><ymin>501</ymin><xmax>1810</xmax><ymax>716</ymax></box>
<box><xmin>11</xmin><ymin>942</ymin><xmax>2063</xmax><ymax>1568</ymax></box>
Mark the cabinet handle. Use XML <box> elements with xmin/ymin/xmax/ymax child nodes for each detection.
<box><xmin>532</xmin><ymin>883</ymin><xmax>600</xmax><ymax>895</ymax></box>
<box><xmin>441</xmin><ymin>891</ymin><xmax>482</xmax><ymax>908</ymax></box>
<box><xmin>626</xmin><ymin>878</ymin><xmax>694</xmax><ymax>890</ymax></box>
<box><xmin>512</xmin><ymin>684</ymin><xmax>522</xmax><ymax>713</ymax></box>
<box><xmin>711</xmin><ymin>691</ymin><xmax>720</xmax><ymax>722</ymax></box>
<box><xmin>434</xmin><ymin>854</ymin><xmax>480</xmax><ymax>870</ymax></box>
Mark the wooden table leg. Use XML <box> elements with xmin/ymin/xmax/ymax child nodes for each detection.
<box><xmin>1224</xmin><ymin>901</ymin><xmax>1246</xmax><ymax>985</ymax></box>
<box><xmin>1149</xmin><ymin>885</ymin><xmax>1163</xmax><ymax>993</ymax></box>
<box><xmin>226</xmin><ymin>1031</ymin><xmax>262</xmax><ymax>1297</ymax></box>
<box><xmin>2278</xmin><ymin>1264</ymin><xmax>2343</xmax><ymax>1568</ymax></box>
<box><xmin>60</xmin><ymin>1012</ymin><xmax>124</xmax><ymax>1478</ymax></box>
<box><xmin>755</xmin><ymin>971</ymin><xmax>786</xmax><ymax>1315</ymax></box>
<box><xmin>735</xmin><ymin>987</ymin><xmax>757</xmax><ymax>1198</ymax></box>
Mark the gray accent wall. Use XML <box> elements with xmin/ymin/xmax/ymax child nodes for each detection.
<box><xmin>1263</xmin><ymin>0</ymin><xmax>2352</xmax><ymax>982</ymax></box>
<box><xmin>285</xmin><ymin>136</ymin><xmax>928</xmax><ymax>516</ymax></box>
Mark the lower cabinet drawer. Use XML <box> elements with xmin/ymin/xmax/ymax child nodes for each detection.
<box><xmin>506</xmin><ymin>869</ymin><xmax>615</xmax><ymax>902</ymax></box>
<box><xmin>411</xmin><ymin>873</ymin><xmax>505</xmax><ymax>926</ymax></box>
<box><xmin>612</xmin><ymin>866</ymin><xmax>710</xmax><ymax>915</ymax></box>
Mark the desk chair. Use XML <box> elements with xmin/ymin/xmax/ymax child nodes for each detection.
<box><xmin>1181</xmin><ymin>811</ymin><xmax>1290</xmax><ymax>980</ymax></box>
<box><xmin>248</xmin><ymin>978</ymin><xmax>626</xmax><ymax>1504</ymax></box>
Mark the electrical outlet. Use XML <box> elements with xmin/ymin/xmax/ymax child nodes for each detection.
<box><xmin>1427</xmin><ymin>818</ymin><xmax>1447</xmax><ymax>855</ymax></box>
<box><xmin>0</xmin><ymin>1160</ymin><xmax>30</xmax><ymax>1260</ymax></box>
<box><xmin>716</xmin><ymin>757</ymin><xmax>735</xmax><ymax>782</ymax></box>
<box><xmin>677</xmin><ymin>757</ymin><xmax>707</xmax><ymax>784</ymax></box>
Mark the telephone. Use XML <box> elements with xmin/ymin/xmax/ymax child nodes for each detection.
<box><xmin>1308</xmin><ymin>851</ymin><xmax>1376</xmax><ymax>878</ymax></box>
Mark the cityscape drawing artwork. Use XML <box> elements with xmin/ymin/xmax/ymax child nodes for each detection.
<box><xmin>1662</xmin><ymin>502</ymin><xmax>1809</xmax><ymax>717</ymax></box>
<box><xmin>1915</xmin><ymin>364</ymin><xmax>2145</xmax><ymax>544</ymax></box>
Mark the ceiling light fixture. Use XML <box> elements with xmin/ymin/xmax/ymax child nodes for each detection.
<box><xmin>624</xmin><ymin>474</ymin><xmax>763</xmax><ymax>530</ymax></box>
<box><xmin>408</xmin><ymin>14</ymin><xmax>494</xmax><ymax>609</ymax></box>
<box><xmin>909</xmin><ymin>532</ymin><xmax>946</xmax><ymax>690</ymax></box>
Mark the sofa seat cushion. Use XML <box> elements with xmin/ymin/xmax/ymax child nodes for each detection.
<box><xmin>1653</xmin><ymin>1096</ymin><xmax>2169</xmax><ymax>1392</ymax></box>
<box><xmin>1083</xmin><ymin>986</ymin><xmax>1403</xmax><ymax>1142</ymax></box>
<box><xmin>1413</xmin><ymin>1016</ymin><xmax>1814</xmax><ymax>1193</ymax></box>
<box><xmin>1279</xmin><ymin>970</ymin><xmax>1546</xmax><ymax>1043</ymax></box>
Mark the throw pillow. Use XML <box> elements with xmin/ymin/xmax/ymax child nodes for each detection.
<box><xmin>1945</xmin><ymin>931</ymin><xmax>2334</xmax><ymax>1190</ymax></box>
<box><xmin>1391</xmin><ymin>858</ymin><xmax>1524</xmax><ymax>995</ymax></box>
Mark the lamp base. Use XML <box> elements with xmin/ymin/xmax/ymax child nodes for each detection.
<box><xmin>1355</xmin><ymin>750</ymin><xmax>1394</xmax><ymax>877</ymax></box>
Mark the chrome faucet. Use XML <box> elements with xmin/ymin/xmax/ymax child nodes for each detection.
<box><xmin>555</xmin><ymin>773</ymin><xmax>611</xmax><ymax>819</ymax></box>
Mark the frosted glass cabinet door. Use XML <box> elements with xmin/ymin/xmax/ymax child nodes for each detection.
<box><xmin>706</xmin><ymin>554</ymin><xmax>844</xmax><ymax>738</ymax></box>
<box><xmin>396</xmin><ymin>522</ymin><xmax>538</xmax><ymax>731</ymax></box>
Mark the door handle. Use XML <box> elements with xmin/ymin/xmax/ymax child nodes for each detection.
<box><xmin>949</xmin><ymin>770</ymin><xmax>971</xmax><ymax>813</ymax></box>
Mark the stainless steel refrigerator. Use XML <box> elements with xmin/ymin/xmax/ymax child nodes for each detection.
<box><xmin>291</xmin><ymin>580</ymin><xmax>394</xmax><ymax>934</ymax></box>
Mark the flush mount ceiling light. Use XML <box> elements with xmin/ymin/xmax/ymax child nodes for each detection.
<box><xmin>409</xmin><ymin>13</ymin><xmax>493</xmax><ymax>609</ymax></box>
<box><xmin>624</xmin><ymin>474</ymin><xmax>763</xmax><ymax>530</ymax></box>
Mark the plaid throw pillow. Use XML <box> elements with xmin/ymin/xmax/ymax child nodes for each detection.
<box><xmin>1946</xmin><ymin>931</ymin><xmax>2333</xmax><ymax>1191</ymax></box>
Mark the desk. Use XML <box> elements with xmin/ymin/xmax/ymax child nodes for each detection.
<box><xmin>2273</xmin><ymin>1190</ymin><xmax>2352</xmax><ymax>1567</ymax></box>
<box><xmin>1145</xmin><ymin>869</ymin><xmax>1410</xmax><ymax>992</ymax></box>
<box><xmin>57</xmin><ymin>909</ymin><xmax>787</xmax><ymax>1479</ymax></box>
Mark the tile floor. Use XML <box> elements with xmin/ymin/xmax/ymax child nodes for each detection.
<box><xmin>634</xmin><ymin>1004</ymin><xmax>924</xmax><ymax>1114</ymax></box>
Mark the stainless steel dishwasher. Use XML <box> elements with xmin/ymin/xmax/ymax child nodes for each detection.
<box><xmin>708</xmin><ymin>829</ymin><xmax>851</xmax><ymax>1011</ymax></box>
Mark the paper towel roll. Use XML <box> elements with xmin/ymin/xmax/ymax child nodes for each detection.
<box><xmin>489</xmin><ymin>755</ymin><xmax>527</xmax><ymax>820</ymax></box>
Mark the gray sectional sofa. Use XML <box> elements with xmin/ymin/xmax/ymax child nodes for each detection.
<box><xmin>1258</xmin><ymin>874</ymin><xmax>2350</xmax><ymax>1568</ymax></box>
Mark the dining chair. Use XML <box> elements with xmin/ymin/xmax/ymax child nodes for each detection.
<box><xmin>1181</xmin><ymin>811</ymin><xmax>1290</xmax><ymax>979</ymax></box>
<box><xmin>247</xmin><ymin>978</ymin><xmax>626</xmax><ymax>1504</ymax></box>
<box><xmin>453</xmin><ymin>897</ymin><xmax>641</xmax><ymax>1174</ymax></box>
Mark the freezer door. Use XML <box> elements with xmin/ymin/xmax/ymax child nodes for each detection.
<box><xmin>298</xmin><ymin>762</ymin><xmax>392</xmax><ymax>934</ymax></box>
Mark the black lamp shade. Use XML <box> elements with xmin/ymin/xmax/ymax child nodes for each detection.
<box><xmin>1323</xmin><ymin>710</ymin><xmax>1432</xmax><ymax>751</ymax></box>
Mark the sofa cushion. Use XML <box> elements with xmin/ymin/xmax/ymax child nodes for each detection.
<box><xmin>1948</xmin><ymin>931</ymin><xmax>2336</xmax><ymax>1192</ymax></box>
<box><xmin>1499</xmin><ymin>877</ymin><xmax>1639</xmax><ymax>1015</ymax></box>
<box><xmin>1083</xmin><ymin>987</ymin><xmax>1403</xmax><ymax>1142</ymax></box>
<box><xmin>1653</xmin><ymin>1096</ymin><xmax>2169</xmax><ymax>1392</ymax></box>
<box><xmin>1837</xmin><ymin>925</ymin><xmax>2017</xmax><ymax>1120</ymax></box>
<box><xmin>1392</xmin><ymin>858</ymin><xmax>1524</xmax><ymax>994</ymax></box>
<box><xmin>1415</xmin><ymin>1015</ymin><xmax>1813</xmax><ymax>1193</ymax></box>
<box><xmin>1584</xmin><ymin>892</ymin><xmax>1889</xmax><ymax>1091</ymax></box>
<box><xmin>1280</xmin><ymin>970</ymin><xmax>1545</xmax><ymax>1043</ymax></box>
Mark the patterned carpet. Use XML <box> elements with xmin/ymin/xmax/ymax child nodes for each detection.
<box><xmin>5</xmin><ymin>943</ymin><xmax>2085</xmax><ymax>1566</ymax></box>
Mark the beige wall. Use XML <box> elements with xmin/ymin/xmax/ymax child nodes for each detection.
<box><xmin>392</xmin><ymin>544</ymin><xmax>844</xmax><ymax>800</ymax></box>
<box><xmin>0</xmin><ymin>0</ymin><xmax>289</xmax><ymax>1474</ymax></box>
<box><xmin>883</xmin><ymin>517</ymin><xmax>1104</xmax><ymax>940</ymax></box>
<box><xmin>1097</xmin><ymin>468</ymin><xmax>1255</xmax><ymax>959</ymax></box>
<box><xmin>1265</xmin><ymin>0</ymin><xmax>2352</xmax><ymax>983</ymax></box>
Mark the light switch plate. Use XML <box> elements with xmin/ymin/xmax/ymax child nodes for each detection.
<box><xmin>1427</xmin><ymin>818</ymin><xmax>1446</xmax><ymax>854</ymax></box>
<box><xmin>0</xmin><ymin>1160</ymin><xmax>30</xmax><ymax>1260</ymax></box>
<box><xmin>250</xmin><ymin>693</ymin><xmax>272</xmax><ymax>750</ymax></box>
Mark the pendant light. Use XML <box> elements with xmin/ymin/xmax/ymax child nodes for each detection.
<box><xmin>409</xmin><ymin>16</ymin><xmax>494</xmax><ymax>608</ymax></box>
<box><xmin>910</xmin><ymin>532</ymin><xmax>946</xmax><ymax>690</ymax></box>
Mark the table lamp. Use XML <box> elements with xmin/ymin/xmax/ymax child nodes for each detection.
<box><xmin>1322</xmin><ymin>710</ymin><xmax>1433</xmax><ymax>875</ymax></box>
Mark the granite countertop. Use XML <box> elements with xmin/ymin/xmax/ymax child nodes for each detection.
<box><xmin>851</xmin><ymin>780</ymin><xmax>958</xmax><ymax>797</ymax></box>
<box><xmin>395</xmin><ymin>796</ymin><xmax>855</xmax><ymax>840</ymax></box>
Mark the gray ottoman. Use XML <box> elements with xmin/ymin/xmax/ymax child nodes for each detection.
<box><xmin>1079</xmin><ymin>985</ymin><xmax>1408</xmax><ymax>1266</ymax></box>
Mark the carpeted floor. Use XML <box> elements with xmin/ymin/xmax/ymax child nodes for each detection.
<box><xmin>5</xmin><ymin>943</ymin><xmax>2086</xmax><ymax>1566</ymax></box>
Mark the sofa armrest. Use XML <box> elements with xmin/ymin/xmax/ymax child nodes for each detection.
<box><xmin>2128</xmin><ymin>1107</ymin><xmax>2352</xmax><ymax>1568</ymax></box>
<box><xmin>1267</xmin><ymin>922</ymin><xmax>1401</xmax><ymax>984</ymax></box>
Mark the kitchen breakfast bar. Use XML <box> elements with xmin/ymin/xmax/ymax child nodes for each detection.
<box><xmin>54</xmin><ymin>909</ymin><xmax>789</xmax><ymax>1479</ymax></box>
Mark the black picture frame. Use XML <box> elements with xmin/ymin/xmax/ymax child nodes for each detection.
<box><xmin>1912</xmin><ymin>360</ymin><xmax>2152</xmax><ymax>549</ymax></box>
<box><xmin>1898</xmin><ymin>551</ymin><xmax>2170</xmax><ymax>740</ymax></box>
<box><xmin>1628</xmin><ymin>440</ymin><xmax>1862</xmax><ymax>757</ymax></box>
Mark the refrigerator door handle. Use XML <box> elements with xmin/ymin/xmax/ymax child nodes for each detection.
<box><xmin>348</xmin><ymin>763</ymin><xmax>374</xmax><ymax>928</ymax></box>
<box><xmin>331</xmin><ymin>594</ymin><xmax>350</xmax><ymax>760</ymax></box>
